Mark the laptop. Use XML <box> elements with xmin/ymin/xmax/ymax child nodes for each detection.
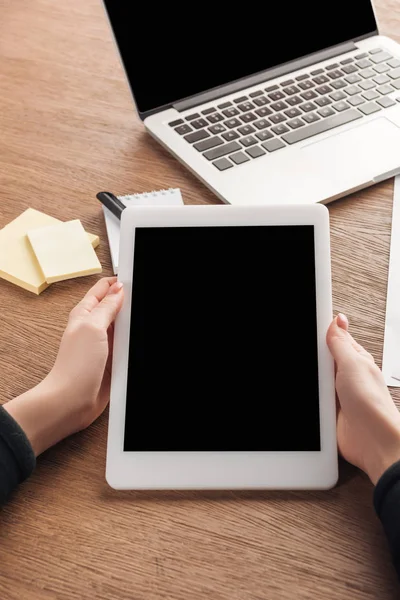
<box><xmin>102</xmin><ymin>1</ymin><xmax>400</xmax><ymax>206</ymax></box>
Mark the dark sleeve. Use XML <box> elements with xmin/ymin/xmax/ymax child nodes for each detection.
<box><xmin>0</xmin><ymin>405</ymin><xmax>36</xmax><ymax>505</ymax></box>
<box><xmin>374</xmin><ymin>460</ymin><xmax>400</xmax><ymax>580</ymax></box>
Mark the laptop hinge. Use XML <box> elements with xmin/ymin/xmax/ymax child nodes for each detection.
<box><xmin>173</xmin><ymin>41</ymin><xmax>357</xmax><ymax>112</ymax></box>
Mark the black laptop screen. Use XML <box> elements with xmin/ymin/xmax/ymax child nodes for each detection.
<box><xmin>103</xmin><ymin>1</ymin><xmax>377</xmax><ymax>114</ymax></box>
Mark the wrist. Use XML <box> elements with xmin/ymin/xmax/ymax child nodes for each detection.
<box><xmin>4</xmin><ymin>377</ymin><xmax>75</xmax><ymax>456</ymax></box>
<box><xmin>366</xmin><ymin>421</ymin><xmax>400</xmax><ymax>485</ymax></box>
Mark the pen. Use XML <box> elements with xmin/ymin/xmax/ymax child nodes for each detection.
<box><xmin>96</xmin><ymin>191</ymin><xmax>126</xmax><ymax>220</ymax></box>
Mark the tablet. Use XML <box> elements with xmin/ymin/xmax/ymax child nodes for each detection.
<box><xmin>106</xmin><ymin>204</ymin><xmax>338</xmax><ymax>490</ymax></box>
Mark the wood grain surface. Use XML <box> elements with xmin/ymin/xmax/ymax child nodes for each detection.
<box><xmin>0</xmin><ymin>1</ymin><xmax>399</xmax><ymax>598</ymax></box>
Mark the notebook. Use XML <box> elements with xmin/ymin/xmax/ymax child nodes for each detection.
<box><xmin>102</xmin><ymin>188</ymin><xmax>183</xmax><ymax>274</ymax></box>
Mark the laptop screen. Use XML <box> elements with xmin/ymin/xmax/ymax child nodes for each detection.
<box><xmin>103</xmin><ymin>1</ymin><xmax>377</xmax><ymax>114</ymax></box>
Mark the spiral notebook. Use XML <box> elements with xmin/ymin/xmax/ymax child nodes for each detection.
<box><xmin>102</xmin><ymin>188</ymin><xmax>183</xmax><ymax>273</ymax></box>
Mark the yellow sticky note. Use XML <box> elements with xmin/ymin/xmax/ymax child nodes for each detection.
<box><xmin>28</xmin><ymin>219</ymin><xmax>102</xmax><ymax>284</ymax></box>
<box><xmin>0</xmin><ymin>209</ymin><xmax>100</xmax><ymax>294</ymax></box>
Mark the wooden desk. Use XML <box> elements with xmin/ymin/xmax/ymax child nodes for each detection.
<box><xmin>0</xmin><ymin>1</ymin><xmax>399</xmax><ymax>598</ymax></box>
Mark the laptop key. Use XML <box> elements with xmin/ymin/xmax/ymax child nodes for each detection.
<box><xmin>265</xmin><ymin>84</ymin><xmax>279</xmax><ymax>92</ymax></box>
<box><xmin>286</xmin><ymin>95</ymin><xmax>303</xmax><ymax>106</ymax></box>
<box><xmin>359</xmin><ymin>79</ymin><xmax>376</xmax><ymax>90</ymax></box>
<box><xmin>209</xmin><ymin>124</ymin><xmax>226</xmax><ymax>134</ymax></box>
<box><xmin>326</xmin><ymin>63</ymin><xmax>339</xmax><ymax>70</ymax></box>
<box><xmin>316</xmin><ymin>85</ymin><xmax>332</xmax><ymax>95</ymax></box>
<box><xmin>295</xmin><ymin>73</ymin><xmax>310</xmax><ymax>81</ymax></box>
<box><xmin>256</xmin><ymin>130</ymin><xmax>274</xmax><ymax>141</ymax></box>
<box><xmin>249</xmin><ymin>90</ymin><xmax>263</xmax><ymax>98</ymax></box>
<box><xmin>360</xmin><ymin>68</ymin><xmax>375</xmax><ymax>78</ymax></box>
<box><xmin>355</xmin><ymin>52</ymin><xmax>368</xmax><ymax>59</ymax></box>
<box><xmin>327</xmin><ymin>69</ymin><xmax>343</xmax><ymax>79</ymax></box>
<box><xmin>217</xmin><ymin>101</ymin><xmax>232</xmax><ymax>109</ymax></box>
<box><xmin>282</xmin><ymin>109</ymin><xmax>362</xmax><ymax>145</ymax></box>
<box><xmin>300</xmin><ymin>102</ymin><xmax>317</xmax><ymax>112</ymax></box>
<box><xmin>333</xmin><ymin>101</ymin><xmax>350</xmax><ymax>112</ymax></box>
<box><xmin>203</xmin><ymin>141</ymin><xmax>241</xmax><ymax>160</ymax></box>
<box><xmin>315</xmin><ymin>96</ymin><xmax>332</xmax><ymax>106</ymax></box>
<box><xmin>285</xmin><ymin>107</ymin><xmax>302</xmax><ymax>118</ymax></box>
<box><xmin>393</xmin><ymin>80</ymin><xmax>400</xmax><ymax>90</ymax></box>
<box><xmin>373</xmin><ymin>74</ymin><xmax>391</xmax><ymax>85</ymax></box>
<box><xmin>342</xmin><ymin>64</ymin><xmax>358</xmax><ymax>74</ymax></box>
<box><xmin>240</xmin><ymin>135</ymin><xmax>257</xmax><ymax>147</ymax></box>
<box><xmin>298</xmin><ymin>80</ymin><xmax>315</xmax><ymax>90</ymax></box>
<box><xmin>358</xmin><ymin>102</ymin><xmax>381</xmax><ymax>115</ymax></box>
<box><xmin>356</xmin><ymin>59</ymin><xmax>372</xmax><ymax>69</ymax></box>
<box><xmin>238</xmin><ymin>125</ymin><xmax>256</xmax><ymax>135</ymax></box>
<box><xmin>345</xmin><ymin>74</ymin><xmax>362</xmax><ymax>84</ymax></box>
<box><xmin>194</xmin><ymin>136</ymin><xmax>223</xmax><ymax>152</ymax></box>
<box><xmin>271</xmin><ymin>101</ymin><xmax>288</xmax><ymax>111</ymax></box>
<box><xmin>374</xmin><ymin>63</ymin><xmax>390</xmax><ymax>74</ymax></box>
<box><xmin>348</xmin><ymin>95</ymin><xmax>366</xmax><ymax>106</ymax></box>
<box><xmin>341</xmin><ymin>57</ymin><xmax>354</xmax><ymax>65</ymax></box>
<box><xmin>212</xmin><ymin>158</ymin><xmax>233</xmax><ymax>171</ymax></box>
<box><xmin>223</xmin><ymin>107</ymin><xmax>240</xmax><ymax>117</ymax></box>
<box><xmin>331</xmin><ymin>79</ymin><xmax>347</xmax><ymax>89</ymax></box>
<box><xmin>185</xmin><ymin>113</ymin><xmax>200</xmax><ymax>121</ymax></box>
<box><xmin>262</xmin><ymin>139</ymin><xmax>286</xmax><ymax>152</ymax></box>
<box><xmin>330</xmin><ymin>91</ymin><xmax>346</xmax><ymax>101</ymax></box>
<box><xmin>255</xmin><ymin>107</ymin><xmax>272</xmax><ymax>117</ymax></box>
<box><xmin>361</xmin><ymin>89</ymin><xmax>379</xmax><ymax>100</ymax></box>
<box><xmin>191</xmin><ymin>118</ymin><xmax>208</xmax><ymax>129</ymax></box>
<box><xmin>376</xmin><ymin>96</ymin><xmax>397</xmax><ymax>108</ymax></box>
<box><xmin>313</xmin><ymin>75</ymin><xmax>330</xmax><ymax>85</ymax></box>
<box><xmin>207</xmin><ymin>113</ymin><xmax>224</xmax><ymax>123</ymax></box>
<box><xmin>389</xmin><ymin>67</ymin><xmax>400</xmax><ymax>79</ymax></box>
<box><xmin>311</xmin><ymin>68</ymin><xmax>324</xmax><ymax>75</ymax></box>
<box><xmin>234</xmin><ymin>96</ymin><xmax>248</xmax><ymax>103</ymax></box>
<box><xmin>370</xmin><ymin>52</ymin><xmax>393</xmax><ymax>64</ymax></box>
<box><xmin>301</xmin><ymin>90</ymin><xmax>318</xmax><ymax>100</ymax></box>
<box><xmin>253</xmin><ymin>118</ymin><xmax>270</xmax><ymax>130</ymax></box>
<box><xmin>269</xmin><ymin>113</ymin><xmax>287</xmax><ymax>124</ymax></box>
<box><xmin>369</xmin><ymin>48</ymin><xmax>382</xmax><ymax>55</ymax></box>
<box><xmin>238</xmin><ymin>102</ymin><xmax>255</xmax><ymax>112</ymax></box>
<box><xmin>253</xmin><ymin>96</ymin><xmax>270</xmax><ymax>106</ymax></box>
<box><xmin>287</xmin><ymin>118</ymin><xmax>304</xmax><ymax>129</ymax></box>
<box><xmin>317</xmin><ymin>106</ymin><xmax>335</xmax><ymax>117</ymax></box>
<box><xmin>345</xmin><ymin>85</ymin><xmax>362</xmax><ymax>96</ymax></box>
<box><xmin>222</xmin><ymin>130</ymin><xmax>240</xmax><ymax>141</ymax></box>
<box><xmin>225</xmin><ymin>118</ymin><xmax>241</xmax><ymax>128</ymax></box>
<box><xmin>230</xmin><ymin>152</ymin><xmax>250</xmax><ymax>165</ymax></box>
<box><xmin>284</xmin><ymin>85</ymin><xmax>300</xmax><ymax>95</ymax></box>
<box><xmin>271</xmin><ymin>124</ymin><xmax>290</xmax><ymax>135</ymax></box>
<box><xmin>281</xmin><ymin>79</ymin><xmax>295</xmax><ymax>86</ymax></box>
<box><xmin>169</xmin><ymin>119</ymin><xmax>184</xmax><ymax>127</ymax></box>
<box><xmin>246</xmin><ymin>146</ymin><xmax>266</xmax><ymax>159</ymax></box>
<box><xmin>175</xmin><ymin>124</ymin><xmax>192</xmax><ymax>135</ymax></box>
<box><xmin>184</xmin><ymin>130</ymin><xmax>210</xmax><ymax>143</ymax></box>
<box><xmin>240</xmin><ymin>112</ymin><xmax>257</xmax><ymax>123</ymax></box>
<box><xmin>268</xmin><ymin>91</ymin><xmax>286</xmax><ymax>101</ymax></box>
<box><xmin>388</xmin><ymin>58</ymin><xmax>400</xmax><ymax>68</ymax></box>
<box><xmin>377</xmin><ymin>84</ymin><xmax>394</xmax><ymax>95</ymax></box>
<box><xmin>303</xmin><ymin>112</ymin><xmax>320</xmax><ymax>123</ymax></box>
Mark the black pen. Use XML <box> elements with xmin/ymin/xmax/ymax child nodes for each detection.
<box><xmin>96</xmin><ymin>191</ymin><xmax>126</xmax><ymax>220</ymax></box>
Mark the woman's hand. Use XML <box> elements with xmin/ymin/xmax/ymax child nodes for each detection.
<box><xmin>327</xmin><ymin>314</ymin><xmax>400</xmax><ymax>484</ymax></box>
<box><xmin>4</xmin><ymin>277</ymin><xmax>124</xmax><ymax>455</ymax></box>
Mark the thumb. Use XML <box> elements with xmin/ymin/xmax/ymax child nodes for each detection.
<box><xmin>90</xmin><ymin>281</ymin><xmax>124</xmax><ymax>329</ymax></box>
<box><xmin>326</xmin><ymin>314</ymin><xmax>357</xmax><ymax>365</ymax></box>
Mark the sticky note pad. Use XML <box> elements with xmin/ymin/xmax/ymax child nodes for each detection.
<box><xmin>28</xmin><ymin>219</ymin><xmax>102</xmax><ymax>284</ymax></box>
<box><xmin>0</xmin><ymin>209</ymin><xmax>99</xmax><ymax>295</ymax></box>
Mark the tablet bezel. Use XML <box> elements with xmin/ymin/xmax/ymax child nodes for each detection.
<box><xmin>106</xmin><ymin>204</ymin><xmax>338</xmax><ymax>490</ymax></box>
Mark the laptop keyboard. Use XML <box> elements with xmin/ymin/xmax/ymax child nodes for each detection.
<box><xmin>168</xmin><ymin>48</ymin><xmax>400</xmax><ymax>171</ymax></box>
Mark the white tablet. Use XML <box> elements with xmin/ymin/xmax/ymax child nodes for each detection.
<box><xmin>106</xmin><ymin>204</ymin><xmax>338</xmax><ymax>490</ymax></box>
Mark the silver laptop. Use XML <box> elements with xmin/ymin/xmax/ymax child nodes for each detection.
<box><xmin>103</xmin><ymin>1</ymin><xmax>400</xmax><ymax>206</ymax></box>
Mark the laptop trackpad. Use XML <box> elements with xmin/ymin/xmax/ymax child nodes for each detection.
<box><xmin>298</xmin><ymin>117</ymin><xmax>400</xmax><ymax>201</ymax></box>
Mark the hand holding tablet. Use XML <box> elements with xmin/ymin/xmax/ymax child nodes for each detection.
<box><xmin>106</xmin><ymin>204</ymin><xmax>338</xmax><ymax>490</ymax></box>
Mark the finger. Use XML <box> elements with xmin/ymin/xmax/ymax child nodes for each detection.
<box><xmin>70</xmin><ymin>277</ymin><xmax>117</xmax><ymax>319</ymax></box>
<box><xmin>90</xmin><ymin>282</ymin><xmax>124</xmax><ymax>330</ymax></box>
<box><xmin>337</xmin><ymin>313</ymin><xmax>375</xmax><ymax>362</ymax></box>
<box><xmin>326</xmin><ymin>316</ymin><xmax>358</xmax><ymax>365</ymax></box>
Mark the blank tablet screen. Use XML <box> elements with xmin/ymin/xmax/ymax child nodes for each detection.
<box><xmin>124</xmin><ymin>226</ymin><xmax>320</xmax><ymax>452</ymax></box>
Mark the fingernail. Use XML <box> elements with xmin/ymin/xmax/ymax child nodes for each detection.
<box><xmin>337</xmin><ymin>313</ymin><xmax>348</xmax><ymax>330</ymax></box>
<box><xmin>108</xmin><ymin>281</ymin><xmax>123</xmax><ymax>295</ymax></box>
